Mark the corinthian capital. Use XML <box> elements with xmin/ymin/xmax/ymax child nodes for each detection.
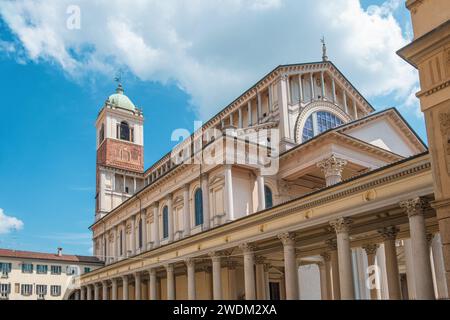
<box><xmin>317</xmin><ymin>154</ymin><xmax>347</xmax><ymax>177</ymax></box>
<box><xmin>399</xmin><ymin>197</ymin><xmax>429</xmax><ymax>218</ymax></box>
<box><xmin>378</xmin><ymin>226</ymin><xmax>399</xmax><ymax>240</ymax></box>
<box><xmin>362</xmin><ymin>243</ymin><xmax>379</xmax><ymax>255</ymax></box>
<box><xmin>239</xmin><ymin>242</ymin><xmax>255</xmax><ymax>254</ymax></box>
<box><xmin>278</xmin><ymin>232</ymin><xmax>296</xmax><ymax>246</ymax></box>
<box><xmin>330</xmin><ymin>217</ymin><xmax>353</xmax><ymax>234</ymax></box>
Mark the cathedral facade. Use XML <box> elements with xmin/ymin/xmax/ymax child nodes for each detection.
<box><xmin>77</xmin><ymin>48</ymin><xmax>447</xmax><ymax>300</ymax></box>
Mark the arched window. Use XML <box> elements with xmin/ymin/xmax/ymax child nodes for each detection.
<box><xmin>302</xmin><ymin>111</ymin><xmax>343</xmax><ymax>142</ymax></box>
<box><xmin>119</xmin><ymin>121</ymin><xmax>130</xmax><ymax>141</ymax></box>
<box><xmin>162</xmin><ymin>206</ymin><xmax>169</xmax><ymax>239</ymax></box>
<box><xmin>264</xmin><ymin>185</ymin><xmax>273</xmax><ymax>209</ymax></box>
<box><xmin>138</xmin><ymin>219</ymin><xmax>143</xmax><ymax>249</ymax></box>
<box><xmin>194</xmin><ymin>188</ymin><xmax>203</xmax><ymax>226</ymax></box>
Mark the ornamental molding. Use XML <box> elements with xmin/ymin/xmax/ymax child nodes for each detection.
<box><xmin>439</xmin><ymin>112</ymin><xmax>450</xmax><ymax>135</ymax></box>
<box><xmin>325</xmin><ymin>238</ymin><xmax>337</xmax><ymax>250</ymax></box>
<box><xmin>320</xmin><ymin>252</ymin><xmax>331</xmax><ymax>261</ymax></box>
<box><xmin>399</xmin><ymin>197</ymin><xmax>430</xmax><ymax>218</ymax></box>
<box><xmin>294</xmin><ymin>100</ymin><xmax>352</xmax><ymax>143</ymax></box>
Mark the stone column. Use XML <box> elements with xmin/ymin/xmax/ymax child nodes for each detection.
<box><xmin>153</xmin><ymin>202</ymin><xmax>160</xmax><ymax>247</ymax></box>
<box><xmin>111</xmin><ymin>278</ymin><xmax>118</xmax><ymax>300</ymax></box>
<box><xmin>400</xmin><ymin>198</ymin><xmax>435</xmax><ymax>299</ymax></box>
<box><xmin>185</xmin><ymin>258</ymin><xmax>196</xmax><ymax>300</ymax></box>
<box><xmin>320</xmin><ymin>71</ymin><xmax>325</xmax><ymax>98</ymax></box>
<box><xmin>201</xmin><ymin>173</ymin><xmax>211</xmax><ymax>229</ymax></box>
<box><xmin>238</xmin><ymin>108</ymin><xmax>243</xmax><ymax>128</ymax></box>
<box><xmin>226</xmin><ymin>261</ymin><xmax>238</xmax><ymax>300</ymax></box>
<box><xmin>379</xmin><ymin>226</ymin><xmax>401</xmax><ymax>300</ymax></box>
<box><xmin>264</xmin><ymin>263</ymin><xmax>271</xmax><ymax>300</ymax></box>
<box><xmin>102</xmin><ymin>280</ymin><xmax>108</xmax><ymax>300</ymax></box>
<box><xmin>326</xmin><ymin>239</ymin><xmax>341</xmax><ymax>300</ymax></box>
<box><xmin>362</xmin><ymin>243</ymin><xmax>379</xmax><ymax>300</ymax></box>
<box><xmin>330</xmin><ymin>218</ymin><xmax>355</xmax><ymax>300</ymax></box>
<box><xmin>224</xmin><ymin>165</ymin><xmax>234</xmax><ymax>221</ymax></box>
<box><xmin>167</xmin><ymin>194</ymin><xmax>174</xmax><ymax>242</ymax></box>
<box><xmin>183</xmin><ymin>184</ymin><xmax>190</xmax><ymax>237</ymax></box>
<box><xmin>122</xmin><ymin>276</ymin><xmax>129</xmax><ymax>300</ymax></box>
<box><xmin>317</xmin><ymin>262</ymin><xmax>329</xmax><ymax>300</ymax></box>
<box><xmin>240</xmin><ymin>243</ymin><xmax>256</xmax><ymax>300</ymax></box>
<box><xmin>310</xmin><ymin>73</ymin><xmax>315</xmax><ymax>101</ymax></box>
<box><xmin>134</xmin><ymin>272</ymin><xmax>141</xmax><ymax>300</ymax></box>
<box><xmin>431</xmin><ymin>234</ymin><xmax>449</xmax><ymax>299</ymax></box>
<box><xmin>247</xmin><ymin>101</ymin><xmax>252</xmax><ymax>126</ymax></box>
<box><xmin>257</xmin><ymin>92</ymin><xmax>262</xmax><ymax>123</ymax></box>
<box><xmin>86</xmin><ymin>284</ymin><xmax>92</xmax><ymax>300</ymax></box>
<box><xmin>80</xmin><ymin>286</ymin><xmax>86</xmax><ymax>300</ymax></box>
<box><xmin>209</xmin><ymin>252</ymin><xmax>223</xmax><ymax>300</ymax></box>
<box><xmin>122</xmin><ymin>222</ymin><xmax>127</xmax><ymax>258</ymax></box>
<box><xmin>278</xmin><ymin>232</ymin><xmax>299</xmax><ymax>300</ymax></box>
<box><xmin>256</xmin><ymin>170</ymin><xmax>266</xmax><ymax>211</ymax></box>
<box><xmin>166</xmin><ymin>264</ymin><xmax>175</xmax><ymax>300</ymax></box>
<box><xmin>148</xmin><ymin>268</ymin><xmax>157</xmax><ymax>300</ymax></box>
<box><xmin>141</xmin><ymin>211</ymin><xmax>147</xmax><ymax>251</ymax></box>
<box><xmin>320</xmin><ymin>253</ymin><xmax>332</xmax><ymax>300</ymax></box>
<box><xmin>94</xmin><ymin>283</ymin><xmax>100</xmax><ymax>300</ymax></box>
<box><xmin>317</xmin><ymin>154</ymin><xmax>348</xmax><ymax>187</ymax></box>
<box><xmin>298</xmin><ymin>74</ymin><xmax>303</xmax><ymax>103</ymax></box>
<box><xmin>331</xmin><ymin>78</ymin><xmax>336</xmax><ymax>103</ymax></box>
<box><xmin>255</xmin><ymin>256</ymin><xmax>267</xmax><ymax>300</ymax></box>
<box><xmin>130</xmin><ymin>216</ymin><xmax>136</xmax><ymax>256</ymax></box>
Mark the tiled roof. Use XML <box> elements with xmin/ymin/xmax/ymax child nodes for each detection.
<box><xmin>0</xmin><ymin>248</ymin><xmax>103</xmax><ymax>264</ymax></box>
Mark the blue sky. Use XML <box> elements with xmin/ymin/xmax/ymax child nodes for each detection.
<box><xmin>0</xmin><ymin>0</ymin><xmax>426</xmax><ymax>255</ymax></box>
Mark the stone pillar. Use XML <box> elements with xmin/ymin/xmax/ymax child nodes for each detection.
<box><xmin>257</xmin><ymin>92</ymin><xmax>262</xmax><ymax>123</ymax></box>
<box><xmin>400</xmin><ymin>198</ymin><xmax>435</xmax><ymax>299</ymax></box>
<box><xmin>226</xmin><ymin>261</ymin><xmax>238</xmax><ymax>300</ymax></box>
<box><xmin>343</xmin><ymin>90</ymin><xmax>348</xmax><ymax>113</ymax></box>
<box><xmin>130</xmin><ymin>215</ymin><xmax>136</xmax><ymax>256</ymax></box>
<box><xmin>320</xmin><ymin>252</ymin><xmax>333</xmax><ymax>300</ymax></box>
<box><xmin>330</xmin><ymin>218</ymin><xmax>355</xmax><ymax>300</ymax></box>
<box><xmin>102</xmin><ymin>280</ymin><xmax>108</xmax><ymax>300</ymax></box>
<box><xmin>80</xmin><ymin>286</ymin><xmax>86</xmax><ymax>300</ymax></box>
<box><xmin>317</xmin><ymin>262</ymin><xmax>329</xmax><ymax>300</ymax></box>
<box><xmin>185</xmin><ymin>258</ymin><xmax>196</xmax><ymax>300</ymax></box>
<box><xmin>141</xmin><ymin>211</ymin><xmax>147</xmax><ymax>251</ymax></box>
<box><xmin>264</xmin><ymin>263</ymin><xmax>271</xmax><ymax>300</ymax></box>
<box><xmin>247</xmin><ymin>101</ymin><xmax>252</xmax><ymax>126</ymax></box>
<box><xmin>224</xmin><ymin>165</ymin><xmax>234</xmax><ymax>221</ymax></box>
<box><xmin>111</xmin><ymin>278</ymin><xmax>118</xmax><ymax>300</ymax></box>
<box><xmin>331</xmin><ymin>78</ymin><xmax>336</xmax><ymax>103</ymax></box>
<box><xmin>238</xmin><ymin>108</ymin><xmax>243</xmax><ymax>128</ymax></box>
<box><xmin>326</xmin><ymin>239</ymin><xmax>341</xmax><ymax>300</ymax></box>
<box><xmin>379</xmin><ymin>226</ymin><xmax>401</xmax><ymax>300</ymax></box>
<box><xmin>256</xmin><ymin>170</ymin><xmax>265</xmax><ymax>211</ymax></box>
<box><xmin>201</xmin><ymin>173</ymin><xmax>211</xmax><ymax>229</ymax></box>
<box><xmin>86</xmin><ymin>285</ymin><xmax>92</xmax><ymax>300</ymax></box>
<box><xmin>148</xmin><ymin>268</ymin><xmax>157</xmax><ymax>300</ymax></box>
<box><xmin>94</xmin><ymin>283</ymin><xmax>100</xmax><ymax>300</ymax></box>
<box><xmin>122</xmin><ymin>276</ymin><xmax>129</xmax><ymax>300</ymax></box>
<box><xmin>255</xmin><ymin>256</ymin><xmax>267</xmax><ymax>300</ymax></box>
<box><xmin>362</xmin><ymin>243</ymin><xmax>379</xmax><ymax>300</ymax></box>
<box><xmin>209</xmin><ymin>252</ymin><xmax>222</xmax><ymax>300</ymax></box>
<box><xmin>431</xmin><ymin>234</ymin><xmax>449</xmax><ymax>299</ymax></box>
<box><xmin>134</xmin><ymin>272</ymin><xmax>141</xmax><ymax>300</ymax></box>
<box><xmin>298</xmin><ymin>74</ymin><xmax>303</xmax><ymax>103</ymax></box>
<box><xmin>167</xmin><ymin>194</ymin><xmax>174</xmax><ymax>242</ymax></box>
<box><xmin>153</xmin><ymin>202</ymin><xmax>160</xmax><ymax>247</ymax></box>
<box><xmin>278</xmin><ymin>232</ymin><xmax>299</xmax><ymax>300</ymax></box>
<box><xmin>122</xmin><ymin>222</ymin><xmax>127</xmax><ymax>258</ymax></box>
<box><xmin>317</xmin><ymin>154</ymin><xmax>348</xmax><ymax>187</ymax></box>
<box><xmin>166</xmin><ymin>264</ymin><xmax>175</xmax><ymax>300</ymax></box>
<box><xmin>240</xmin><ymin>243</ymin><xmax>256</xmax><ymax>300</ymax></box>
<box><xmin>320</xmin><ymin>71</ymin><xmax>325</xmax><ymax>98</ymax></box>
<box><xmin>183</xmin><ymin>184</ymin><xmax>190</xmax><ymax>237</ymax></box>
<box><xmin>310</xmin><ymin>73</ymin><xmax>315</xmax><ymax>101</ymax></box>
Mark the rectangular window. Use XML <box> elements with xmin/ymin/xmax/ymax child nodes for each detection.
<box><xmin>50</xmin><ymin>265</ymin><xmax>62</xmax><ymax>275</ymax></box>
<box><xmin>0</xmin><ymin>262</ymin><xmax>12</xmax><ymax>277</ymax></box>
<box><xmin>36</xmin><ymin>265</ymin><xmax>48</xmax><ymax>274</ymax></box>
<box><xmin>0</xmin><ymin>283</ymin><xmax>10</xmax><ymax>299</ymax></box>
<box><xmin>50</xmin><ymin>285</ymin><xmax>61</xmax><ymax>296</ymax></box>
<box><xmin>21</xmin><ymin>263</ymin><xmax>33</xmax><ymax>273</ymax></box>
<box><xmin>66</xmin><ymin>266</ymin><xmax>78</xmax><ymax>275</ymax></box>
<box><xmin>36</xmin><ymin>285</ymin><xmax>47</xmax><ymax>295</ymax></box>
<box><xmin>84</xmin><ymin>267</ymin><xmax>91</xmax><ymax>274</ymax></box>
<box><xmin>21</xmin><ymin>284</ymin><xmax>33</xmax><ymax>296</ymax></box>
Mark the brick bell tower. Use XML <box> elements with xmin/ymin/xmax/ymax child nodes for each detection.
<box><xmin>95</xmin><ymin>82</ymin><xmax>145</xmax><ymax>221</ymax></box>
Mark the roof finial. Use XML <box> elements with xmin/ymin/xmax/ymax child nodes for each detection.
<box><xmin>321</xmin><ymin>36</ymin><xmax>328</xmax><ymax>62</ymax></box>
<box><xmin>114</xmin><ymin>69</ymin><xmax>124</xmax><ymax>94</ymax></box>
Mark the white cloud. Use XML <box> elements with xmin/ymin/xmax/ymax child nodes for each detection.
<box><xmin>0</xmin><ymin>208</ymin><xmax>24</xmax><ymax>234</ymax></box>
<box><xmin>0</xmin><ymin>0</ymin><xmax>420</xmax><ymax>118</ymax></box>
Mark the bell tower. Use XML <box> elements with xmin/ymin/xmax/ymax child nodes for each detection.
<box><xmin>95</xmin><ymin>82</ymin><xmax>145</xmax><ymax>221</ymax></box>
